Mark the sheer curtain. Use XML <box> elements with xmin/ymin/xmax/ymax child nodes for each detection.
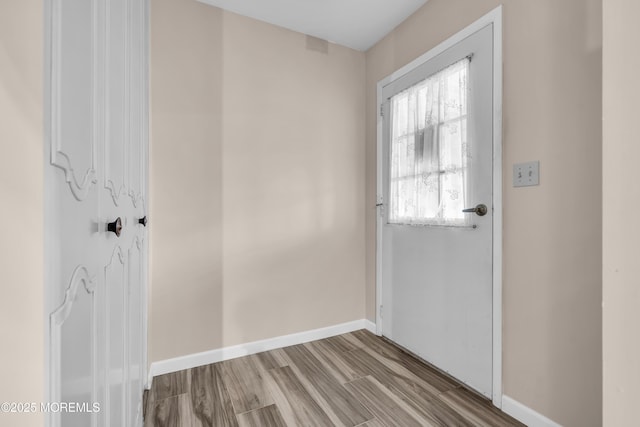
<box><xmin>389</xmin><ymin>58</ymin><xmax>471</xmax><ymax>226</ymax></box>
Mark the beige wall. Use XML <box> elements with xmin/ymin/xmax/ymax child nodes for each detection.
<box><xmin>602</xmin><ymin>0</ymin><xmax>640</xmax><ymax>425</ymax></box>
<box><xmin>150</xmin><ymin>1</ymin><xmax>366</xmax><ymax>362</ymax></box>
<box><xmin>150</xmin><ymin>0</ymin><xmax>225</xmax><ymax>365</ymax></box>
<box><xmin>0</xmin><ymin>1</ymin><xmax>44</xmax><ymax>426</ymax></box>
<box><xmin>365</xmin><ymin>1</ymin><xmax>602</xmax><ymax>425</ymax></box>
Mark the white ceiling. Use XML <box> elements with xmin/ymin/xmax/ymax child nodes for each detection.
<box><xmin>197</xmin><ymin>0</ymin><xmax>428</xmax><ymax>52</ymax></box>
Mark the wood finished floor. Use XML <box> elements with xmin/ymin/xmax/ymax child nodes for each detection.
<box><xmin>145</xmin><ymin>330</ymin><xmax>524</xmax><ymax>427</ymax></box>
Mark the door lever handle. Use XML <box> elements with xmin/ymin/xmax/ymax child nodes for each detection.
<box><xmin>107</xmin><ymin>217</ymin><xmax>123</xmax><ymax>237</ymax></box>
<box><xmin>462</xmin><ymin>204</ymin><xmax>488</xmax><ymax>216</ymax></box>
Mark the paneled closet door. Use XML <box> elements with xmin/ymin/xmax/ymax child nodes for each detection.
<box><xmin>101</xmin><ymin>0</ymin><xmax>149</xmax><ymax>425</ymax></box>
<box><xmin>46</xmin><ymin>1</ymin><xmax>149</xmax><ymax>427</ymax></box>
<box><xmin>47</xmin><ymin>1</ymin><xmax>102</xmax><ymax>426</ymax></box>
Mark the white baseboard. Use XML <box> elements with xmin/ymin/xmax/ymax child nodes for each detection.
<box><xmin>363</xmin><ymin>319</ymin><xmax>376</xmax><ymax>334</ymax></box>
<box><xmin>502</xmin><ymin>395</ymin><xmax>562</xmax><ymax>427</ymax></box>
<box><xmin>147</xmin><ymin>319</ymin><xmax>376</xmax><ymax>388</ymax></box>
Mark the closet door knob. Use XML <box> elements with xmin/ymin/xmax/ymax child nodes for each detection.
<box><xmin>138</xmin><ymin>216</ymin><xmax>147</xmax><ymax>227</ymax></box>
<box><xmin>107</xmin><ymin>217</ymin><xmax>123</xmax><ymax>237</ymax></box>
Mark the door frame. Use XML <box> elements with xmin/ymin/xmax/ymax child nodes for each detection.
<box><xmin>375</xmin><ymin>6</ymin><xmax>503</xmax><ymax>408</ymax></box>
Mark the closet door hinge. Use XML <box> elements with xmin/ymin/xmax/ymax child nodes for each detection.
<box><xmin>379</xmin><ymin>103</ymin><xmax>384</xmax><ymax>117</ymax></box>
<box><xmin>379</xmin><ymin>305</ymin><xmax>383</xmax><ymax>319</ymax></box>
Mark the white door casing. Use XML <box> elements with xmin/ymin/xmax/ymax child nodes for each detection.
<box><xmin>45</xmin><ymin>0</ymin><xmax>150</xmax><ymax>426</ymax></box>
<box><xmin>376</xmin><ymin>7</ymin><xmax>503</xmax><ymax>405</ymax></box>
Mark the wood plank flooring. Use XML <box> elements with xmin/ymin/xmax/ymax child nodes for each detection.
<box><xmin>145</xmin><ymin>330</ymin><xmax>524</xmax><ymax>427</ymax></box>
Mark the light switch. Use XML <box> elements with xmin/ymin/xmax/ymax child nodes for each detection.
<box><xmin>513</xmin><ymin>161</ymin><xmax>539</xmax><ymax>187</ymax></box>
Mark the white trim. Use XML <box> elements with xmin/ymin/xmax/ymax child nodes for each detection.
<box><xmin>375</xmin><ymin>80</ymin><xmax>384</xmax><ymax>336</ymax></box>
<box><xmin>363</xmin><ymin>319</ymin><xmax>376</xmax><ymax>334</ymax></box>
<box><xmin>502</xmin><ymin>395</ymin><xmax>563</xmax><ymax>427</ymax></box>
<box><xmin>141</xmin><ymin>0</ymin><xmax>150</xmax><ymax>393</ymax></box>
<box><xmin>490</xmin><ymin>6</ymin><xmax>504</xmax><ymax>408</ymax></box>
<box><xmin>147</xmin><ymin>319</ymin><xmax>373</xmax><ymax>386</ymax></box>
<box><xmin>375</xmin><ymin>5</ymin><xmax>503</xmax><ymax>408</ymax></box>
<box><xmin>43</xmin><ymin>0</ymin><xmax>54</xmax><ymax>424</ymax></box>
<box><xmin>376</xmin><ymin>7</ymin><xmax>502</xmax><ymax>89</ymax></box>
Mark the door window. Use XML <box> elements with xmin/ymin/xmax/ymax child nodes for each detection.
<box><xmin>389</xmin><ymin>58</ymin><xmax>470</xmax><ymax>226</ymax></box>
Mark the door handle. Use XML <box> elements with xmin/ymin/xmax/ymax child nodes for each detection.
<box><xmin>107</xmin><ymin>217</ymin><xmax>123</xmax><ymax>237</ymax></box>
<box><xmin>138</xmin><ymin>216</ymin><xmax>147</xmax><ymax>227</ymax></box>
<box><xmin>462</xmin><ymin>204</ymin><xmax>488</xmax><ymax>216</ymax></box>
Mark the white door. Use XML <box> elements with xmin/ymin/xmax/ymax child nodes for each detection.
<box><xmin>379</xmin><ymin>24</ymin><xmax>494</xmax><ymax>397</ymax></box>
<box><xmin>46</xmin><ymin>1</ymin><xmax>149</xmax><ymax>426</ymax></box>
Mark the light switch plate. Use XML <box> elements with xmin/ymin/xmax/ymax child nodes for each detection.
<box><xmin>513</xmin><ymin>161</ymin><xmax>540</xmax><ymax>187</ymax></box>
